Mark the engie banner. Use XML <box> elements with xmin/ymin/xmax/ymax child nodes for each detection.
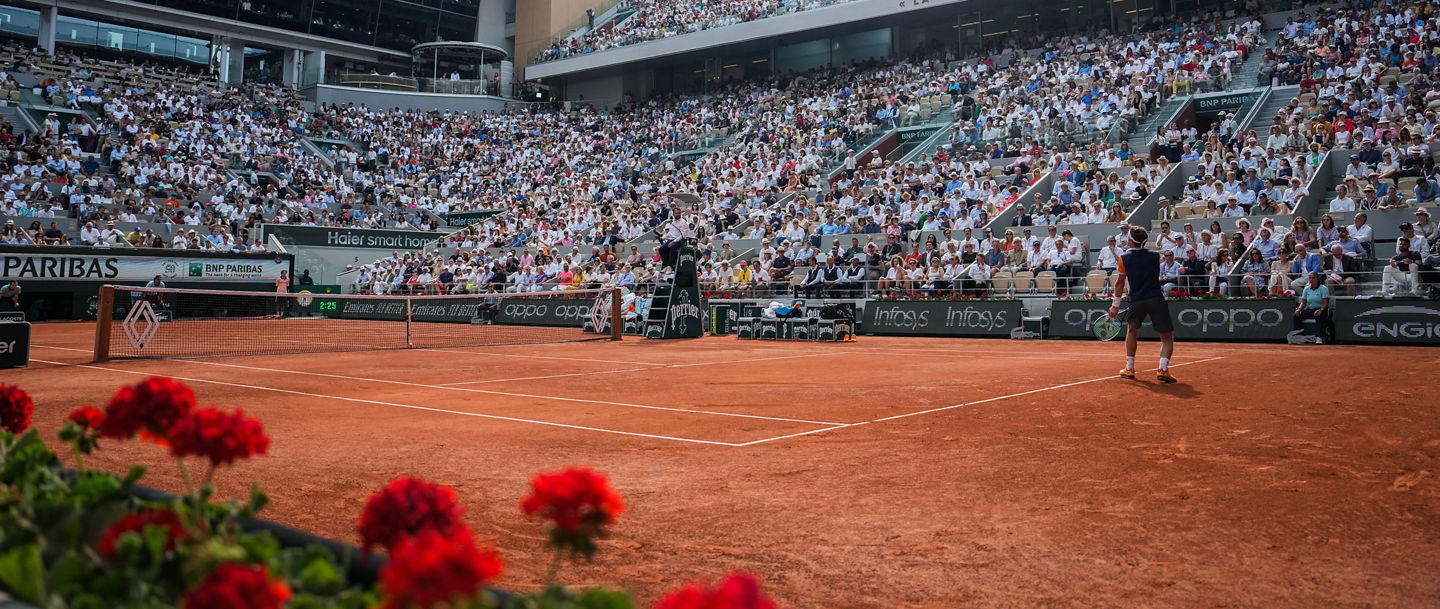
<box><xmin>1049</xmin><ymin>299</ymin><xmax>1294</xmax><ymax>341</ymax></box>
<box><xmin>860</xmin><ymin>299</ymin><xmax>1023</xmax><ymax>337</ymax></box>
<box><xmin>1</xmin><ymin>252</ymin><xmax>287</xmax><ymax>283</ymax></box>
<box><xmin>1332</xmin><ymin>299</ymin><xmax>1440</xmax><ymax>346</ymax></box>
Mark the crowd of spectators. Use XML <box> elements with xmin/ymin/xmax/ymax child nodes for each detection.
<box><xmin>535</xmin><ymin>0</ymin><xmax>855</xmax><ymax>63</ymax></box>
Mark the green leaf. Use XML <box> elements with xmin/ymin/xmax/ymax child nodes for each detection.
<box><xmin>577</xmin><ymin>587</ymin><xmax>635</xmax><ymax>609</ymax></box>
<box><xmin>299</xmin><ymin>553</ymin><xmax>342</xmax><ymax>593</ymax></box>
<box><xmin>0</xmin><ymin>543</ymin><xmax>46</xmax><ymax>604</ymax></box>
<box><xmin>246</xmin><ymin>483</ymin><xmax>270</xmax><ymax>516</ymax></box>
<box><xmin>119</xmin><ymin>465</ymin><xmax>147</xmax><ymax>490</ymax></box>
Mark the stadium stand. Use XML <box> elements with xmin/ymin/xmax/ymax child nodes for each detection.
<box><xmin>2</xmin><ymin>0</ymin><xmax>1436</xmax><ymax>301</ymax></box>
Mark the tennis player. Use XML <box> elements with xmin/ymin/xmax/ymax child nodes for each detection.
<box><xmin>1106</xmin><ymin>227</ymin><xmax>1178</xmax><ymax>383</ymax></box>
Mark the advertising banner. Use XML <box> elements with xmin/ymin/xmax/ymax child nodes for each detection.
<box><xmin>1</xmin><ymin>253</ymin><xmax>287</xmax><ymax>283</ymax></box>
<box><xmin>314</xmin><ymin>294</ymin><xmax>596</xmax><ymax>327</ymax></box>
<box><xmin>262</xmin><ymin>225</ymin><xmax>441</xmax><ymax>250</ymax></box>
<box><xmin>1332</xmin><ymin>299</ymin><xmax>1440</xmax><ymax>345</ymax></box>
<box><xmin>860</xmin><ymin>300</ymin><xmax>1023</xmax><ymax>337</ymax></box>
<box><xmin>444</xmin><ymin>210</ymin><xmax>504</xmax><ymax>228</ymax></box>
<box><xmin>0</xmin><ymin>321</ymin><xmax>29</xmax><ymax>368</ymax></box>
<box><xmin>1049</xmin><ymin>299</ymin><xmax>1293</xmax><ymax>341</ymax></box>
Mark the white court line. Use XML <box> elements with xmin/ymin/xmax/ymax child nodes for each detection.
<box><xmin>31</xmin><ymin>359</ymin><xmax>743</xmax><ymax>446</ymax></box>
<box><xmin>726</xmin><ymin>356</ymin><xmax>1229</xmax><ymax>446</ymax></box>
<box><xmin>438</xmin><ymin>367</ymin><xmax>652</xmax><ymax>385</ymax></box>
<box><xmin>420</xmin><ymin>348</ymin><xmax>667</xmax><ymax>366</ymax></box>
<box><xmin>729</xmin><ymin>423</ymin><xmax>862</xmax><ymax>447</ymax></box>
<box><xmin>128</xmin><ymin>357</ymin><xmax>850</xmax><ymax>427</ymax></box>
<box><xmin>870</xmin><ymin>356</ymin><xmax>1227</xmax><ymax>423</ymax></box>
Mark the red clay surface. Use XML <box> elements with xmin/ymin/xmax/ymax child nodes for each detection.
<box><xmin>12</xmin><ymin>322</ymin><xmax>1440</xmax><ymax>608</ymax></box>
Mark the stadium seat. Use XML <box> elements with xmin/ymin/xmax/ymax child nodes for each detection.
<box><xmin>990</xmin><ymin>270</ymin><xmax>1013</xmax><ymax>296</ymax></box>
<box><xmin>1034</xmin><ymin>271</ymin><xmax>1057</xmax><ymax>295</ymax></box>
<box><xmin>1011</xmin><ymin>271</ymin><xmax>1034</xmax><ymax>294</ymax></box>
<box><xmin>1084</xmin><ymin>270</ymin><xmax>1108</xmax><ymax>294</ymax></box>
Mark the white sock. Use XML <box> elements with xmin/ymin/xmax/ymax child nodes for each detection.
<box><xmin>1125</xmin><ymin>356</ymin><xmax>1135</xmax><ymax>369</ymax></box>
<box><xmin>1159</xmin><ymin>357</ymin><xmax>1170</xmax><ymax>371</ymax></box>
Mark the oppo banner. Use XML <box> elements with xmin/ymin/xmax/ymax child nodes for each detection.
<box><xmin>1332</xmin><ymin>300</ymin><xmax>1440</xmax><ymax>345</ymax></box>
<box><xmin>860</xmin><ymin>300</ymin><xmax>1023</xmax><ymax>337</ymax></box>
<box><xmin>316</xmin><ymin>295</ymin><xmax>594</xmax><ymax>327</ymax></box>
<box><xmin>1</xmin><ymin>252</ymin><xmax>287</xmax><ymax>282</ymax></box>
<box><xmin>1049</xmin><ymin>299</ymin><xmax>1293</xmax><ymax>341</ymax></box>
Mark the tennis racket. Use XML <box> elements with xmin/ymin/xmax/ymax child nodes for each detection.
<box><xmin>1093</xmin><ymin>308</ymin><xmax>1128</xmax><ymax>341</ymax></box>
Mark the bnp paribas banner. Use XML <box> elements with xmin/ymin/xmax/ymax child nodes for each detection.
<box><xmin>1</xmin><ymin>252</ymin><xmax>287</xmax><ymax>282</ymax></box>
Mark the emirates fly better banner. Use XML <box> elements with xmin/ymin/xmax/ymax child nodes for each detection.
<box><xmin>1</xmin><ymin>253</ymin><xmax>288</xmax><ymax>283</ymax></box>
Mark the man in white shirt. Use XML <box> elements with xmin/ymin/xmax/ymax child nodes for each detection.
<box><xmin>1329</xmin><ymin>184</ymin><xmax>1356</xmax><ymax>212</ymax></box>
<box><xmin>1096</xmin><ymin>236</ymin><xmax>1121</xmax><ymax>273</ymax></box>
<box><xmin>1346</xmin><ymin>212</ymin><xmax>1374</xmax><ymax>255</ymax></box>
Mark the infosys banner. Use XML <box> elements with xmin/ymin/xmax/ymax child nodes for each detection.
<box><xmin>262</xmin><ymin>225</ymin><xmax>440</xmax><ymax>250</ymax></box>
<box><xmin>1049</xmin><ymin>299</ymin><xmax>1293</xmax><ymax>341</ymax></box>
<box><xmin>1</xmin><ymin>253</ymin><xmax>287</xmax><ymax>283</ymax></box>
<box><xmin>1333</xmin><ymin>299</ymin><xmax>1440</xmax><ymax>346</ymax></box>
<box><xmin>860</xmin><ymin>300</ymin><xmax>1022</xmax><ymax>337</ymax></box>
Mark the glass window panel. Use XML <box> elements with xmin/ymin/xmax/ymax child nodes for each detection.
<box><xmin>156</xmin><ymin>0</ymin><xmax>238</xmax><ymax>20</ymax></box>
<box><xmin>56</xmin><ymin>15</ymin><xmax>99</xmax><ymax>47</ymax></box>
<box><xmin>96</xmin><ymin>22</ymin><xmax>139</xmax><ymax>52</ymax></box>
<box><xmin>437</xmin><ymin>15</ymin><xmax>473</xmax><ymax>42</ymax></box>
<box><xmin>311</xmin><ymin>0</ymin><xmax>378</xmax><ymax>45</ymax></box>
<box><xmin>241</xmin><ymin>0</ymin><xmax>310</xmax><ymax>30</ymax></box>
<box><xmin>376</xmin><ymin>1</ymin><xmax>437</xmax><ymax>50</ymax></box>
<box><xmin>442</xmin><ymin>0</ymin><xmax>478</xmax><ymax>15</ymax></box>
<box><xmin>0</xmin><ymin>5</ymin><xmax>39</xmax><ymax>37</ymax></box>
<box><xmin>137</xmin><ymin>30</ymin><xmax>177</xmax><ymax>58</ymax></box>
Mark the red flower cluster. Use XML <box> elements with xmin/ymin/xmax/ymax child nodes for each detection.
<box><xmin>520</xmin><ymin>467</ymin><xmax>625</xmax><ymax>535</ymax></box>
<box><xmin>96</xmin><ymin>507</ymin><xmax>188</xmax><ymax>558</ymax></box>
<box><xmin>359</xmin><ymin>476</ymin><xmax>466</xmax><ymax>554</ymax></box>
<box><xmin>167</xmin><ymin>407</ymin><xmax>270</xmax><ymax>467</ymax></box>
<box><xmin>0</xmin><ymin>384</ymin><xmax>33</xmax><ymax>434</ymax></box>
<box><xmin>655</xmin><ymin>573</ymin><xmax>777</xmax><ymax>609</ymax></box>
<box><xmin>182</xmin><ymin>563</ymin><xmax>292</xmax><ymax>609</ymax></box>
<box><xmin>378</xmin><ymin>528</ymin><xmax>503</xmax><ymax>609</ymax></box>
<box><xmin>99</xmin><ymin>376</ymin><xmax>196</xmax><ymax>444</ymax></box>
<box><xmin>67</xmin><ymin>405</ymin><xmax>106</xmax><ymax>430</ymax></box>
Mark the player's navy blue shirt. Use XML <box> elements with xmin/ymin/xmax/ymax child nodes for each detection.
<box><xmin>1119</xmin><ymin>248</ymin><xmax>1163</xmax><ymax>302</ymax></box>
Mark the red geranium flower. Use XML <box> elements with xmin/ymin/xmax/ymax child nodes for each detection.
<box><xmin>521</xmin><ymin>467</ymin><xmax>625</xmax><ymax>534</ymax></box>
<box><xmin>100</xmin><ymin>376</ymin><xmax>196</xmax><ymax>444</ymax></box>
<box><xmin>521</xmin><ymin>467</ymin><xmax>624</xmax><ymax>557</ymax></box>
<box><xmin>0</xmin><ymin>384</ymin><xmax>33</xmax><ymax>434</ymax></box>
<box><xmin>96</xmin><ymin>507</ymin><xmax>188</xmax><ymax>558</ymax></box>
<box><xmin>182</xmin><ymin>563</ymin><xmax>291</xmax><ymax>609</ymax></box>
<box><xmin>67</xmin><ymin>405</ymin><xmax>106</xmax><ymax>430</ymax></box>
<box><xmin>378</xmin><ymin>527</ymin><xmax>502</xmax><ymax>609</ymax></box>
<box><xmin>167</xmin><ymin>407</ymin><xmax>270</xmax><ymax>467</ymax></box>
<box><xmin>655</xmin><ymin>573</ymin><xmax>778</xmax><ymax>609</ymax></box>
<box><xmin>359</xmin><ymin>476</ymin><xmax>466</xmax><ymax>554</ymax></box>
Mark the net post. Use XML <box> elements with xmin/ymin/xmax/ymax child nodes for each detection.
<box><xmin>610</xmin><ymin>287</ymin><xmax>622</xmax><ymax>341</ymax></box>
<box><xmin>93</xmin><ymin>285</ymin><xmax>114</xmax><ymax>362</ymax></box>
<box><xmin>405</xmin><ymin>297</ymin><xmax>413</xmax><ymax>348</ymax></box>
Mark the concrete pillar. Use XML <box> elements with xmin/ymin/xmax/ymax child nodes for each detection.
<box><xmin>282</xmin><ymin>48</ymin><xmax>301</xmax><ymax>87</ymax></box>
<box><xmin>211</xmin><ymin>36</ymin><xmax>245</xmax><ymax>85</ymax></box>
<box><xmin>37</xmin><ymin>6</ymin><xmax>56</xmax><ymax>54</ymax></box>
<box><xmin>474</xmin><ymin>0</ymin><xmax>512</xmax><ymax>56</ymax></box>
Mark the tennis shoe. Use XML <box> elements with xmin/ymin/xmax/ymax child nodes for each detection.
<box><xmin>1156</xmin><ymin>369</ymin><xmax>1177</xmax><ymax>384</ymax></box>
<box><xmin>1119</xmin><ymin>368</ymin><xmax>1136</xmax><ymax>380</ymax></box>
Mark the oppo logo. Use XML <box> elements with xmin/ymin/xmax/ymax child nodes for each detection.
<box><xmin>1175</xmin><ymin>307</ymin><xmax>1284</xmax><ymax>332</ymax></box>
<box><xmin>1063</xmin><ymin>308</ymin><xmax>1110</xmax><ymax>329</ymax></box>
<box><xmin>502</xmin><ymin>304</ymin><xmax>591</xmax><ymax>319</ymax></box>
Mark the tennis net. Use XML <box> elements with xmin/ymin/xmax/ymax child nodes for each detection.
<box><xmin>94</xmin><ymin>285</ymin><xmax>621</xmax><ymax>361</ymax></box>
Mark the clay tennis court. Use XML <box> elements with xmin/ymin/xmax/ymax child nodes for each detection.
<box><xmin>13</xmin><ymin>323</ymin><xmax>1440</xmax><ymax>608</ymax></box>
